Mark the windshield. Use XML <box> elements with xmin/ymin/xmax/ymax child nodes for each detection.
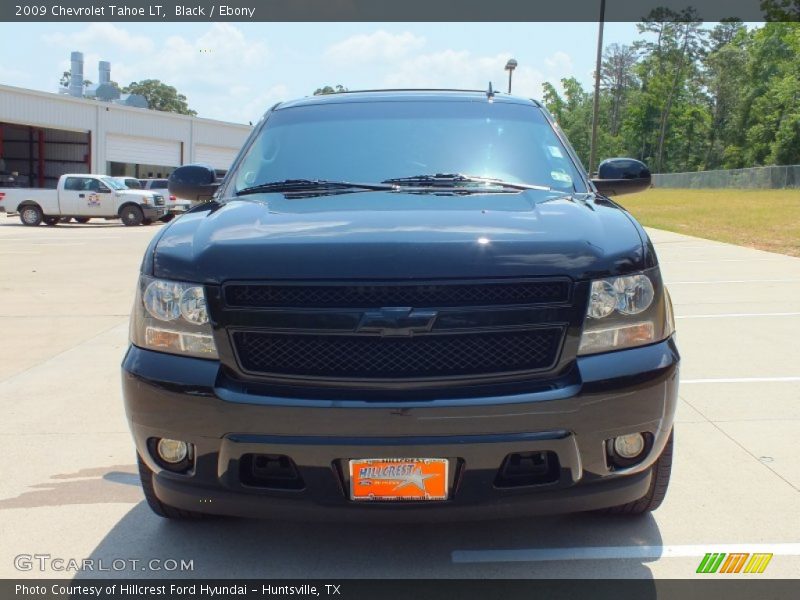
<box><xmin>232</xmin><ymin>100</ymin><xmax>586</xmax><ymax>194</ymax></box>
<box><xmin>102</xmin><ymin>177</ymin><xmax>127</xmax><ymax>191</ymax></box>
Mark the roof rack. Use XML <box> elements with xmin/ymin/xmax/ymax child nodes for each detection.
<box><xmin>333</xmin><ymin>88</ymin><xmax>494</xmax><ymax>95</ymax></box>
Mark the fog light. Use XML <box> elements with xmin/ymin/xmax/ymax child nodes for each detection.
<box><xmin>157</xmin><ymin>438</ymin><xmax>189</xmax><ymax>464</ymax></box>
<box><xmin>614</xmin><ymin>433</ymin><xmax>646</xmax><ymax>459</ymax></box>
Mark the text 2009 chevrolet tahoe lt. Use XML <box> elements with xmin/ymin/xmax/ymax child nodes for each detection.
<box><xmin>122</xmin><ymin>90</ymin><xmax>678</xmax><ymax>521</ymax></box>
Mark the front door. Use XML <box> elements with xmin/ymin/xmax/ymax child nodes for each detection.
<box><xmin>59</xmin><ymin>176</ymin><xmax>89</xmax><ymax>215</ymax></box>
<box><xmin>82</xmin><ymin>178</ymin><xmax>116</xmax><ymax>217</ymax></box>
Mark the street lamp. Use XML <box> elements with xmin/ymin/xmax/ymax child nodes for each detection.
<box><xmin>505</xmin><ymin>58</ymin><xmax>518</xmax><ymax>94</ymax></box>
<box><xmin>588</xmin><ymin>0</ymin><xmax>606</xmax><ymax>176</ymax></box>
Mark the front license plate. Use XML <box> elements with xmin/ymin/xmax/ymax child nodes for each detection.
<box><xmin>348</xmin><ymin>458</ymin><xmax>449</xmax><ymax>501</ymax></box>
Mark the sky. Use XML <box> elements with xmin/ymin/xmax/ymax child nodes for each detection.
<box><xmin>1</xmin><ymin>22</ymin><xmax>655</xmax><ymax>124</ymax></box>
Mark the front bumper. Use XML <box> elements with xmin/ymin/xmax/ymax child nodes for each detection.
<box><xmin>122</xmin><ymin>338</ymin><xmax>679</xmax><ymax>521</ymax></box>
<box><xmin>167</xmin><ymin>204</ymin><xmax>190</xmax><ymax>215</ymax></box>
<box><xmin>142</xmin><ymin>205</ymin><xmax>167</xmax><ymax>220</ymax></box>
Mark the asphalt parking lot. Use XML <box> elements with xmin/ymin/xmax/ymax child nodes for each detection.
<box><xmin>0</xmin><ymin>212</ymin><xmax>798</xmax><ymax>579</ymax></box>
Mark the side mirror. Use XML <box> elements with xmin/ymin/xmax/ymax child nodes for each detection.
<box><xmin>168</xmin><ymin>164</ymin><xmax>219</xmax><ymax>202</ymax></box>
<box><xmin>591</xmin><ymin>158</ymin><xmax>652</xmax><ymax>196</ymax></box>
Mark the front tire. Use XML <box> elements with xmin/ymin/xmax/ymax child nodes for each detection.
<box><xmin>120</xmin><ymin>205</ymin><xmax>144</xmax><ymax>226</ymax></box>
<box><xmin>602</xmin><ymin>430</ymin><xmax>673</xmax><ymax>515</ymax></box>
<box><xmin>20</xmin><ymin>205</ymin><xmax>43</xmax><ymax>226</ymax></box>
<box><xmin>137</xmin><ymin>454</ymin><xmax>207</xmax><ymax>520</ymax></box>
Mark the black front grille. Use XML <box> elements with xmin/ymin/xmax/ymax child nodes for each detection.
<box><xmin>233</xmin><ymin>328</ymin><xmax>562</xmax><ymax>380</ymax></box>
<box><xmin>225</xmin><ymin>280</ymin><xmax>570</xmax><ymax>309</ymax></box>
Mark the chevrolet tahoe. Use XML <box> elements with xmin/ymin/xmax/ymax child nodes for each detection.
<box><xmin>122</xmin><ymin>90</ymin><xmax>678</xmax><ymax>521</ymax></box>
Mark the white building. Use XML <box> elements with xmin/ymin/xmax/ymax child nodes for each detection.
<box><xmin>0</xmin><ymin>83</ymin><xmax>252</xmax><ymax>188</ymax></box>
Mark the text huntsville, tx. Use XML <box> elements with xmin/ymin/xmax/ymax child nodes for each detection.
<box><xmin>16</xmin><ymin>4</ymin><xmax>257</xmax><ymax>18</ymax></box>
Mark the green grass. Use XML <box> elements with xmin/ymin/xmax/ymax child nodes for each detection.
<box><xmin>617</xmin><ymin>188</ymin><xmax>800</xmax><ymax>257</ymax></box>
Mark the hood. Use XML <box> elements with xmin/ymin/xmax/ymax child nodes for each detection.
<box><xmin>151</xmin><ymin>190</ymin><xmax>648</xmax><ymax>283</ymax></box>
<box><xmin>120</xmin><ymin>189</ymin><xmax>158</xmax><ymax>199</ymax></box>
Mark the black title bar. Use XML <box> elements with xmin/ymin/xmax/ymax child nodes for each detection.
<box><xmin>2</xmin><ymin>0</ymin><xmax>799</xmax><ymax>22</ymax></box>
<box><xmin>4</xmin><ymin>579</ymin><xmax>800</xmax><ymax>600</ymax></box>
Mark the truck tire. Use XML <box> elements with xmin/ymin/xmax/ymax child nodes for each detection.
<box><xmin>120</xmin><ymin>205</ymin><xmax>144</xmax><ymax>227</ymax></box>
<box><xmin>137</xmin><ymin>454</ymin><xmax>208</xmax><ymax>520</ymax></box>
<box><xmin>142</xmin><ymin>218</ymin><xmax>153</xmax><ymax>226</ymax></box>
<box><xmin>74</xmin><ymin>217</ymin><xmax>90</xmax><ymax>224</ymax></box>
<box><xmin>601</xmin><ymin>430</ymin><xmax>673</xmax><ymax>515</ymax></box>
<box><xmin>43</xmin><ymin>216</ymin><xmax>60</xmax><ymax>226</ymax></box>
<box><xmin>19</xmin><ymin>205</ymin><xmax>43</xmax><ymax>226</ymax></box>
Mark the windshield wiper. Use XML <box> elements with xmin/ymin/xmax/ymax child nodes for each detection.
<box><xmin>236</xmin><ymin>179</ymin><xmax>394</xmax><ymax>196</ymax></box>
<box><xmin>382</xmin><ymin>173</ymin><xmax>553</xmax><ymax>192</ymax></box>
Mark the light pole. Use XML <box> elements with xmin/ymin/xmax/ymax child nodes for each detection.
<box><xmin>588</xmin><ymin>0</ymin><xmax>606</xmax><ymax>176</ymax></box>
<box><xmin>505</xmin><ymin>59</ymin><xmax>518</xmax><ymax>94</ymax></box>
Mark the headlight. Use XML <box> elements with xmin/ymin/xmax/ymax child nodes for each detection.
<box><xmin>130</xmin><ymin>275</ymin><xmax>217</xmax><ymax>359</ymax></box>
<box><xmin>578</xmin><ymin>269</ymin><xmax>674</xmax><ymax>355</ymax></box>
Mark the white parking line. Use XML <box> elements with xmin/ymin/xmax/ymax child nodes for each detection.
<box><xmin>0</xmin><ymin>236</ymin><xmax>120</xmax><ymax>242</ymax></box>
<box><xmin>677</xmin><ymin>258</ymin><xmax>789</xmax><ymax>263</ymax></box>
<box><xmin>677</xmin><ymin>312</ymin><xmax>800</xmax><ymax>319</ymax></box>
<box><xmin>682</xmin><ymin>377</ymin><xmax>800</xmax><ymax>384</ymax></box>
<box><xmin>451</xmin><ymin>543</ymin><xmax>800</xmax><ymax>564</ymax></box>
<box><xmin>669</xmin><ymin>279</ymin><xmax>800</xmax><ymax>285</ymax></box>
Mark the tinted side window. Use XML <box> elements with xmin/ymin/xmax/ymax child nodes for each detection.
<box><xmin>64</xmin><ymin>177</ymin><xmax>83</xmax><ymax>191</ymax></box>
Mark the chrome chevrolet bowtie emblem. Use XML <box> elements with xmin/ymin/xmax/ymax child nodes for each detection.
<box><xmin>357</xmin><ymin>307</ymin><xmax>438</xmax><ymax>337</ymax></box>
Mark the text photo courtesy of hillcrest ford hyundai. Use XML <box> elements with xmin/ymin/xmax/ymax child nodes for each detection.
<box><xmin>0</xmin><ymin>0</ymin><xmax>798</xmax><ymax>598</ymax></box>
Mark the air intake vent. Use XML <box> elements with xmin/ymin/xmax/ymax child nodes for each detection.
<box><xmin>233</xmin><ymin>327</ymin><xmax>563</xmax><ymax>380</ymax></box>
<box><xmin>495</xmin><ymin>451</ymin><xmax>560</xmax><ymax>487</ymax></box>
<box><xmin>240</xmin><ymin>454</ymin><xmax>304</xmax><ymax>490</ymax></box>
<box><xmin>225</xmin><ymin>279</ymin><xmax>571</xmax><ymax>309</ymax></box>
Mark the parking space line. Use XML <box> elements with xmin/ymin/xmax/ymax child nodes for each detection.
<box><xmin>676</xmin><ymin>312</ymin><xmax>800</xmax><ymax>319</ymax></box>
<box><xmin>451</xmin><ymin>543</ymin><xmax>800</xmax><ymax>563</ymax></box>
<box><xmin>669</xmin><ymin>279</ymin><xmax>800</xmax><ymax>285</ymax></box>
<box><xmin>15</xmin><ymin>242</ymin><xmax>86</xmax><ymax>247</ymax></box>
<box><xmin>682</xmin><ymin>377</ymin><xmax>800</xmax><ymax>384</ymax></box>
<box><xmin>677</xmin><ymin>259</ymin><xmax>791</xmax><ymax>263</ymax></box>
<box><xmin>0</xmin><ymin>236</ymin><xmax>120</xmax><ymax>241</ymax></box>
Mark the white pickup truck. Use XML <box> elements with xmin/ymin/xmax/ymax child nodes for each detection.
<box><xmin>0</xmin><ymin>173</ymin><xmax>168</xmax><ymax>226</ymax></box>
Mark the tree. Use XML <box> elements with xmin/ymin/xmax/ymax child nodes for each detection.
<box><xmin>541</xmin><ymin>82</ymin><xmax>565</xmax><ymax>122</ymax></box>
<box><xmin>739</xmin><ymin>23</ymin><xmax>800</xmax><ymax>165</ymax></box>
<box><xmin>313</xmin><ymin>85</ymin><xmax>348</xmax><ymax>95</ymax></box>
<box><xmin>704</xmin><ymin>21</ymin><xmax>748</xmax><ymax>168</ymax></box>
<box><xmin>642</xmin><ymin>10</ymin><xmax>709</xmax><ymax>171</ymax></box>
<box><xmin>122</xmin><ymin>79</ymin><xmax>196</xmax><ymax>116</ymax></box>
<box><xmin>546</xmin><ymin>19</ymin><xmax>799</xmax><ymax>174</ymax></box>
<box><xmin>760</xmin><ymin>0</ymin><xmax>800</xmax><ymax>20</ymax></box>
<box><xmin>59</xmin><ymin>70</ymin><xmax>92</xmax><ymax>88</ymax></box>
<box><xmin>541</xmin><ymin>78</ymin><xmax>593</xmax><ymax>168</ymax></box>
<box><xmin>601</xmin><ymin>43</ymin><xmax>638</xmax><ymax>136</ymax></box>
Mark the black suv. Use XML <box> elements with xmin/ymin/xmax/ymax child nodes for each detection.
<box><xmin>122</xmin><ymin>90</ymin><xmax>678</xmax><ymax>521</ymax></box>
